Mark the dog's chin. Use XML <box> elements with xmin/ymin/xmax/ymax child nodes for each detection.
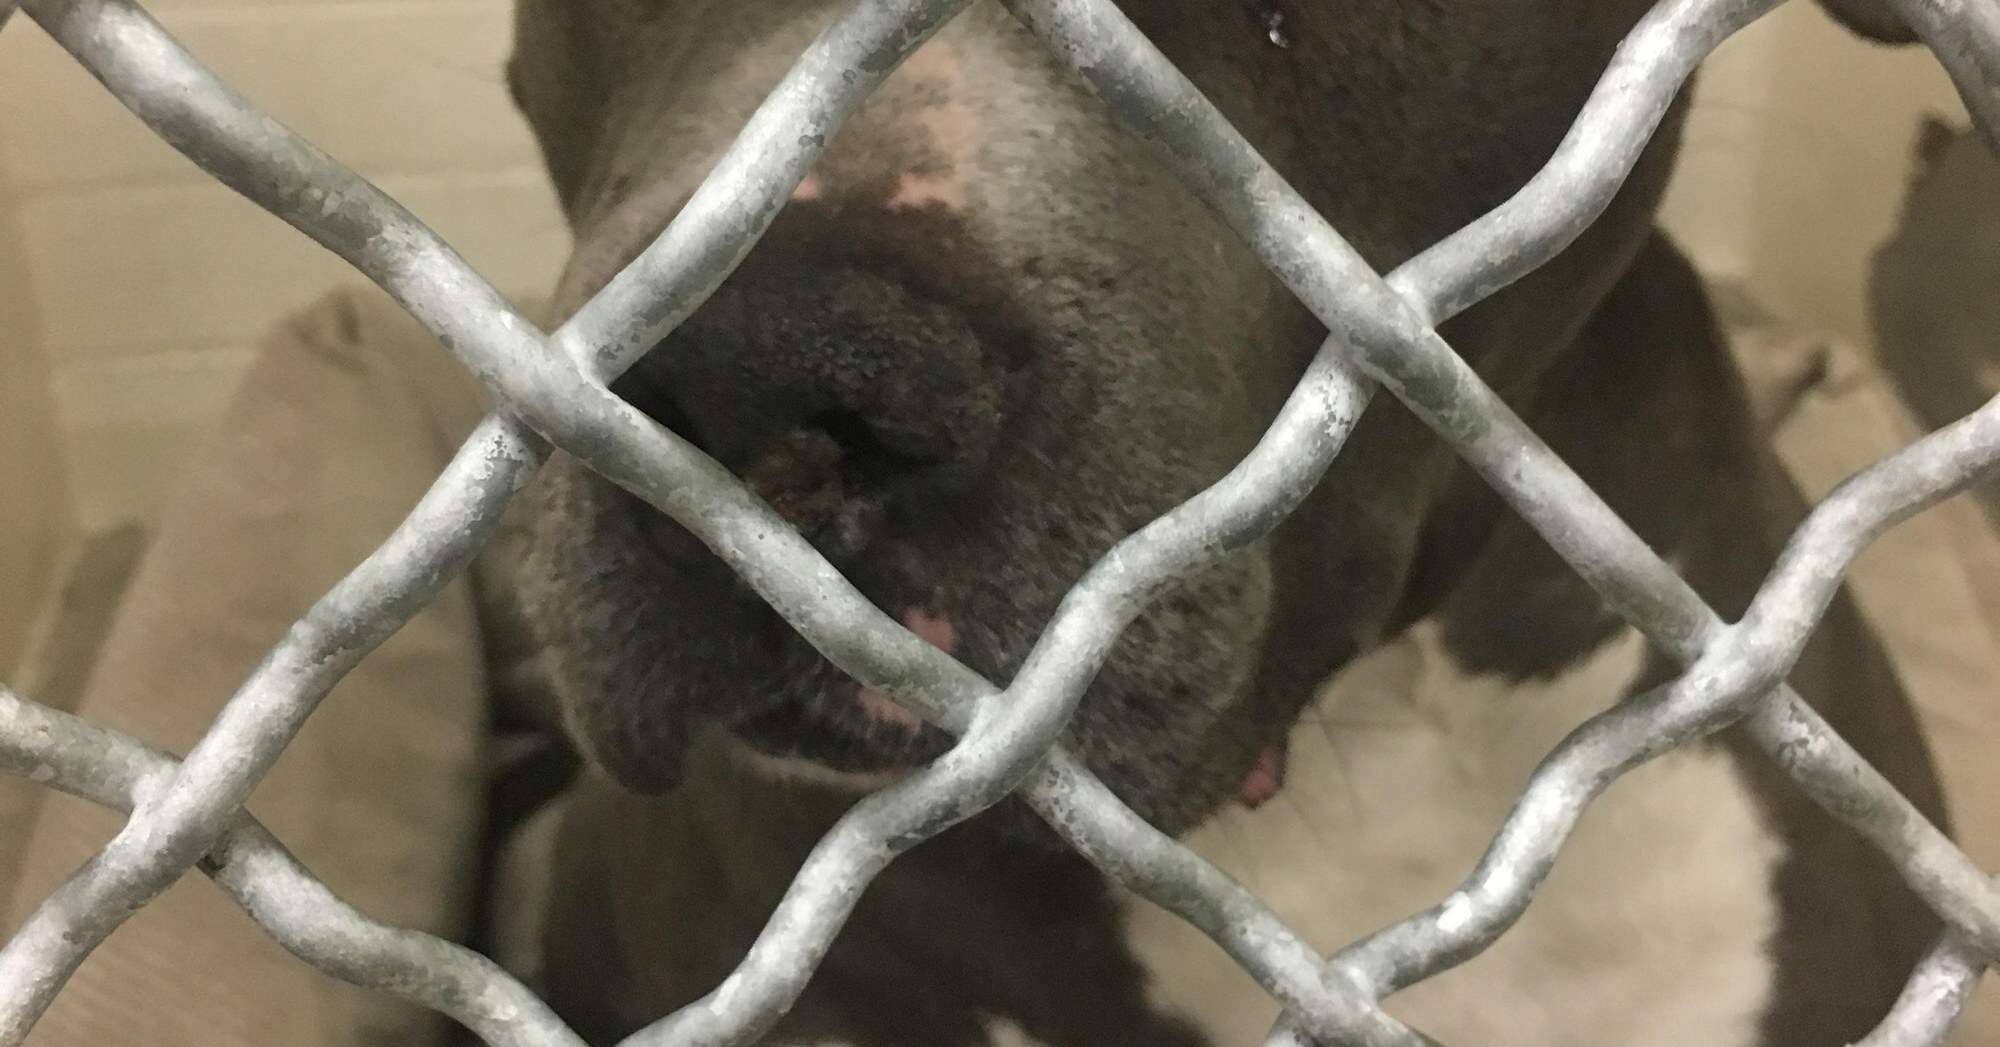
<box><xmin>728</xmin><ymin>686</ymin><xmax>955</xmax><ymax>784</ymax></box>
<box><xmin>719</xmin><ymin>676</ymin><xmax>1291</xmax><ymax>842</ymax></box>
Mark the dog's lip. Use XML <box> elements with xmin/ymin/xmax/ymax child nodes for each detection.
<box><xmin>622</xmin><ymin>473</ymin><xmax>966</xmax><ymax>772</ymax></box>
<box><xmin>728</xmin><ymin>601</ymin><xmax>962</xmax><ymax>773</ymax></box>
<box><xmin>731</xmin><ymin>688</ymin><xmax>951</xmax><ymax>773</ymax></box>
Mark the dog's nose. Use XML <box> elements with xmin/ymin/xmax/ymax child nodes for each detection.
<box><xmin>617</xmin><ymin>252</ymin><xmax>1015</xmax><ymax>553</ymax></box>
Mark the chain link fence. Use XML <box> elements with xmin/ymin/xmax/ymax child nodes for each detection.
<box><xmin>1</xmin><ymin>0</ymin><xmax>1996</xmax><ymax>1043</ymax></box>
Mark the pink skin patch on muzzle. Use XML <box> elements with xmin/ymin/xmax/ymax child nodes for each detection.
<box><xmin>789</xmin><ymin>170</ymin><xmax>967</xmax><ymax>211</ymax></box>
<box><xmin>787</xmin><ymin>46</ymin><xmax>975</xmax><ymax>215</ymax></box>
<box><xmin>856</xmin><ymin>607</ymin><xmax>958</xmax><ymax>729</ymax></box>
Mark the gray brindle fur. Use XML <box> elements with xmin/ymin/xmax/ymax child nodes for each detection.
<box><xmin>504</xmin><ymin>1</ymin><xmax>1951</xmax><ymax>1043</ymax></box>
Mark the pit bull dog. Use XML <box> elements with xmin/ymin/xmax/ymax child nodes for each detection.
<box><xmin>503</xmin><ymin>1</ymin><xmax>1951</xmax><ymax>1043</ymax></box>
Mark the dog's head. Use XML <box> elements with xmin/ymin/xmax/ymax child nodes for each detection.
<box><xmin>513</xmin><ymin>3</ymin><xmax>1294</xmax><ymax>834</ymax></box>
<box><xmin>507</xmin><ymin>0</ymin><xmax>1895</xmax><ymax>834</ymax></box>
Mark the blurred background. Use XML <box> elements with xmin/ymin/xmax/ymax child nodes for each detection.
<box><xmin>0</xmin><ymin>0</ymin><xmax>1994</xmax><ymax>1042</ymax></box>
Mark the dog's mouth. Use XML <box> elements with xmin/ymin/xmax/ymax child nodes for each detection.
<box><xmin>605</xmin><ymin>299</ymin><xmax>1289</xmax><ymax>808</ymax></box>
<box><xmin>726</xmin><ymin>648</ymin><xmax>1290</xmax><ymax>811</ymax></box>
<box><xmin>597</xmin><ymin>416</ymin><xmax>1294</xmax><ymax>810</ymax></box>
<box><xmin>727</xmin><ymin>604</ymin><xmax>962</xmax><ymax>777</ymax></box>
<box><xmin>699</xmin><ymin>430</ymin><xmax>1291</xmax><ymax>804</ymax></box>
<box><xmin>731</xmin><ymin>687</ymin><xmax>954</xmax><ymax>776</ymax></box>
<box><xmin>720</xmin><ymin>591</ymin><xmax>1291</xmax><ymax>811</ymax></box>
<box><xmin>721</xmin><ymin>426</ymin><xmax>961</xmax><ymax>773</ymax></box>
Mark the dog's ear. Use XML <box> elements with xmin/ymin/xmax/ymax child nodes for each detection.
<box><xmin>1815</xmin><ymin>0</ymin><xmax>1919</xmax><ymax>44</ymax></box>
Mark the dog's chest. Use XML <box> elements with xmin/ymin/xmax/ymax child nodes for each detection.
<box><xmin>1111</xmin><ymin>623</ymin><xmax>1786</xmax><ymax>1047</ymax></box>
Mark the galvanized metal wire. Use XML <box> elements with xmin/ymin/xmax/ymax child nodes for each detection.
<box><xmin>0</xmin><ymin>0</ymin><xmax>1995</xmax><ymax>1044</ymax></box>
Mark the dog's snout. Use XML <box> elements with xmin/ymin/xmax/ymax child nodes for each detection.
<box><xmin>619</xmin><ymin>247</ymin><xmax>1015</xmax><ymax>551</ymax></box>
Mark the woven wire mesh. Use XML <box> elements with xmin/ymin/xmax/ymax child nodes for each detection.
<box><xmin>1</xmin><ymin>0</ymin><xmax>1997</xmax><ymax>1043</ymax></box>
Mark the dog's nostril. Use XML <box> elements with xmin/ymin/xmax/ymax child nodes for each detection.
<box><xmin>741</xmin><ymin>412</ymin><xmax>934</xmax><ymax>539</ymax></box>
<box><xmin>808</xmin><ymin>410</ymin><xmax>936</xmax><ymax>487</ymax></box>
<box><xmin>743</xmin><ymin>428</ymin><xmax>846</xmax><ymax>531</ymax></box>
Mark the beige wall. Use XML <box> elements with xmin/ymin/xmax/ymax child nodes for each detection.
<box><xmin>1661</xmin><ymin>1</ymin><xmax>1970</xmax><ymax>342</ymax></box>
<box><xmin>0</xmin><ymin>0</ymin><xmax>568</xmax><ymax>532</ymax></box>
<box><xmin>0</xmin><ymin>121</ymin><xmax>73</xmax><ymax>678</ymax></box>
